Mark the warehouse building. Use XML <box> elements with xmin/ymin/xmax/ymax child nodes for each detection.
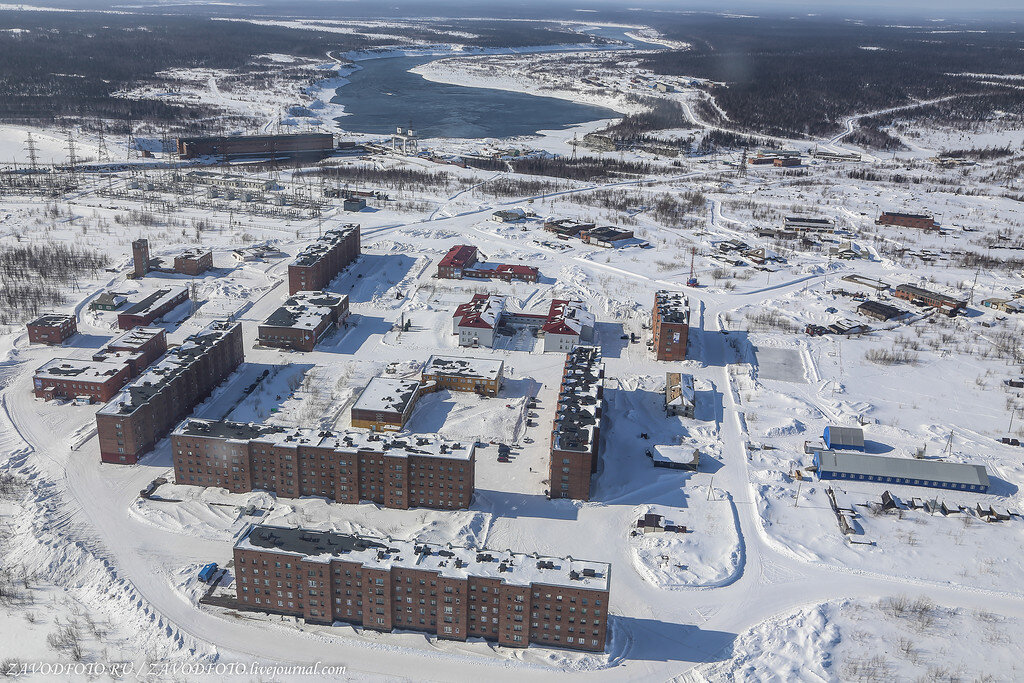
<box><xmin>549</xmin><ymin>346</ymin><xmax>605</xmax><ymax>501</ymax></box>
<box><xmin>893</xmin><ymin>284</ymin><xmax>966</xmax><ymax>314</ymax></box>
<box><xmin>116</xmin><ymin>286</ymin><xmax>190</xmax><ymax>330</ymax></box>
<box><xmin>856</xmin><ymin>300</ymin><xmax>903</xmax><ymax>321</ymax></box>
<box><xmin>176</xmin><ymin>133</ymin><xmax>334</xmax><ymax>160</ymax></box>
<box><xmin>173</xmin><ymin>248</ymin><xmax>214</xmax><ymax>276</ymax></box>
<box><xmin>653</xmin><ymin>291</ymin><xmax>690</xmax><ymax>362</ymax></box>
<box><xmin>288</xmin><ymin>225</ymin><xmax>361</xmax><ymax>294</ymax></box>
<box><xmin>421</xmin><ymin>355</ymin><xmax>503</xmax><ymax>397</ymax></box>
<box><xmin>26</xmin><ymin>313</ymin><xmax>77</xmax><ymax>345</ymax></box>
<box><xmin>232</xmin><ymin>524</ymin><xmax>609</xmax><ymax>651</ymax></box>
<box><xmin>258</xmin><ymin>291</ymin><xmax>349</xmax><ymax>352</ymax></box>
<box><xmin>814</xmin><ymin>451</ymin><xmax>990</xmax><ymax>493</ymax></box>
<box><xmin>172</xmin><ymin>419</ymin><xmax>475</xmax><ymax>509</ymax></box>
<box><xmin>783</xmin><ymin>216</ymin><xmax>835</xmax><ymax>233</ymax></box>
<box><xmin>876</xmin><ymin>212</ymin><xmax>939</xmax><ymax>231</ymax></box>
<box><xmin>823</xmin><ymin>425</ymin><xmax>865</xmax><ymax>451</ymax></box>
<box><xmin>543</xmin><ymin>218</ymin><xmax>594</xmax><ymax>239</ymax></box>
<box><xmin>350</xmin><ymin>378</ymin><xmax>422</xmax><ymax>431</ymax></box>
<box><xmin>96</xmin><ymin>320</ymin><xmax>243</xmax><ymax>464</ymax></box>
<box><xmin>579</xmin><ymin>226</ymin><xmax>634</xmax><ymax>248</ymax></box>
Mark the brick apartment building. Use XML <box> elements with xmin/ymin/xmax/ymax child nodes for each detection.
<box><xmin>652</xmin><ymin>290</ymin><xmax>690</xmax><ymax>361</ymax></box>
<box><xmin>173</xmin><ymin>248</ymin><xmax>214</xmax><ymax>276</ymax></box>
<box><xmin>233</xmin><ymin>524</ymin><xmax>610</xmax><ymax>651</ymax></box>
<box><xmin>26</xmin><ymin>313</ymin><xmax>77</xmax><ymax>345</ymax></box>
<box><xmin>288</xmin><ymin>225</ymin><xmax>361</xmax><ymax>294</ymax></box>
<box><xmin>876</xmin><ymin>211</ymin><xmax>939</xmax><ymax>231</ymax></box>
<box><xmin>350</xmin><ymin>378</ymin><xmax>421</xmax><ymax>431</ymax></box>
<box><xmin>258</xmin><ymin>291</ymin><xmax>349</xmax><ymax>352</ymax></box>
<box><xmin>96</xmin><ymin>321</ymin><xmax>243</xmax><ymax>464</ymax></box>
<box><xmin>893</xmin><ymin>283</ymin><xmax>966</xmax><ymax>314</ymax></box>
<box><xmin>436</xmin><ymin>245</ymin><xmax>539</xmax><ymax>283</ymax></box>
<box><xmin>549</xmin><ymin>346</ymin><xmax>605</xmax><ymax>501</ymax></box>
<box><xmin>172</xmin><ymin>419</ymin><xmax>475</xmax><ymax>509</ymax></box>
<box><xmin>116</xmin><ymin>286</ymin><xmax>190</xmax><ymax>330</ymax></box>
<box><xmin>33</xmin><ymin>327</ymin><xmax>167</xmax><ymax>403</ymax></box>
<box><xmin>421</xmin><ymin>355</ymin><xmax>503</xmax><ymax>397</ymax></box>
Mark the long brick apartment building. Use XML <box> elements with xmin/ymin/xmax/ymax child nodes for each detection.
<box><xmin>96</xmin><ymin>321</ymin><xmax>243</xmax><ymax>464</ymax></box>
<box><xmin>288</xmin><ymin>225</ymin><xmax>361</xmax><ymax>294</ymax></box>
<box><xmin>233</xmin><ymin>524</ymin><xmax>610</xmax><ymax>652</ymax></box>
<box><xmin>172</xmin><ymin>419</ymin><xmax>475</xmax><ymax>510</ymax></box>
<box><xmin>652</xmin><ymin>290</ymin><xmax>690</xmax><ymax>361</ymax></box>
<box><xmin>33</xmin><ymin>327</ymin><xmax>167</xmax><ymax>403</ymax></box>
<box><xmin>549</xmin><ymin>346</ymin><xmax>605</xmax><ymax>501</ymax></box>
<box><xmin>258</xmin><ymin>291</ymin><xmax>349</xmax><ymax>352</ymax></box>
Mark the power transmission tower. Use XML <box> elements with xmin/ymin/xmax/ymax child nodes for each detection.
<box><xmin>738</xmin><ymin>148</ymin><xmax>747</xmax><ymax>177</ymax></box>
<box><xmin>96</xmin><ymin>123</ymin><xmax>110</xmax><ymax>163</ymax></box>
<box><xmin>66</xmin><ymin>128</ymin><xmax>78</xmax><ymax>173</ymax></box>
<box><xmin>24</xmin><ymin>132</ymin><xmax>38</xmax><ymax>172</ymax></box>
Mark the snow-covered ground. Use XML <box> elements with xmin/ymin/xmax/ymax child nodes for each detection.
<box><xmin>1</xmin><ymin>18</ymin><xmax>1024</xmax><ymax>679</ymax></box>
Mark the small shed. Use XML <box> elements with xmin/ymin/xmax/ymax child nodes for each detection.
<box><xmin>343</xmin><ymin>197</ymin><xmax>367</xmax><ymax>212</ymax></box>
<box><xmin>823</xmin><ymin>425</ymin><xmax>865</xmax><ymax>451</ymax></box>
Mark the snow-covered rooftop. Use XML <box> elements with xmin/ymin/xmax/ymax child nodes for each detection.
<box><xmin>237</xmin><ymin>524</ymin><xmax>611</xmax><ymax>592</ymax></box>
<box><xmin>97</xmin><ymin>320</ymin><xmax>239</xmax><ymax>416</ymax></box>
<box><xmin>352</xmin><ymin>377</ymin><xmax>421</xmax><ymax>416</ymax></box>
<box><xmin>262</xmin><ymin>291</ymin><xmax>347</xmax><ymax>330</ymax></box>
<box><xmin>655</xmin><ymin>290</ymin><xmax>690</xmax><ymax>325</ymax></box>
<box><xmin>173</xmin><ymin>418</ymin><xmax>475</xmax><ymax>461</ymax></box>
<box><xmin>423</xmin><ymin>355</ymin><xmax>504</xmax><ymax>382</ymax></box>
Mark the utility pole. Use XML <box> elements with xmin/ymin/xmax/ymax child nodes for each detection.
<box><xmin>794</xmin><ymin>479</ymin><xmax>802</xmax><ymax>507</ymax></box>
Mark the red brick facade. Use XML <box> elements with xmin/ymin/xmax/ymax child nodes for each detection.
<box><xmin>288</xmin><ymin>225</ymin><xmax>361</xmax><ymax>295</ymax></box>
<box><xmin>233</xmin><ymin>527</ymin><xmax>610</xmax><ymax>652</ymax></box>
<box><xmin>26</xmin><ymin>314</ymin><xmax>77</xmax><ymax>345</ymax></box>
<box><xmin>653</xmin><ymin>290</ymin><xmax>689</xmax><ymax>362</ymax></box>
<box><xmin>876</xmin><ymin>212</ymin><xmax>939</xmax><ymax>230</ymax></box>
<box><xmin>173</xmin><ymin>249</ymin><xmax>213</xmax><ymax>276</ymax></box>
<box><xmin>96</xmin><ymin>321</ymin><xmax>243</xmax><ymax>465</ymax></box>
<box><xmin>171</xmin><ymin>421</ymin><xmax>474</xmax><ymax>510</ymax></box>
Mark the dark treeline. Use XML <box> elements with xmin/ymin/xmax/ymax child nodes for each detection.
<box><xmin>301</xmin><ymin>165</ymin><xmax>467</xmax><ymax>192</ymax></box>
<box><xmin>600</xmin><ymin>99</ymin><xmax>685</xmax><ymax>139</ymax></box>
<box><xmin>0</xmin><ymin>244</ymin><xmax>109</xmax><ymax>324</ymax></box>
<box><xmin>637</xmin><ymin>16</ymin><xmax>1024</xmax><ymax>139</ymax></box>
<box><xmin>465</xmin><ymin>155</ymin><xmax>656</xmax><ymax>182</ymax></box>
<box><xmin>0</xmin><ymin>12</ymin><xmax>605</xmax><ymax>127</ymax></box>
<box><xmin>0</xmin><ymin>12</ymin><xmax>386</xmax><ymax>126</ymax></box>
